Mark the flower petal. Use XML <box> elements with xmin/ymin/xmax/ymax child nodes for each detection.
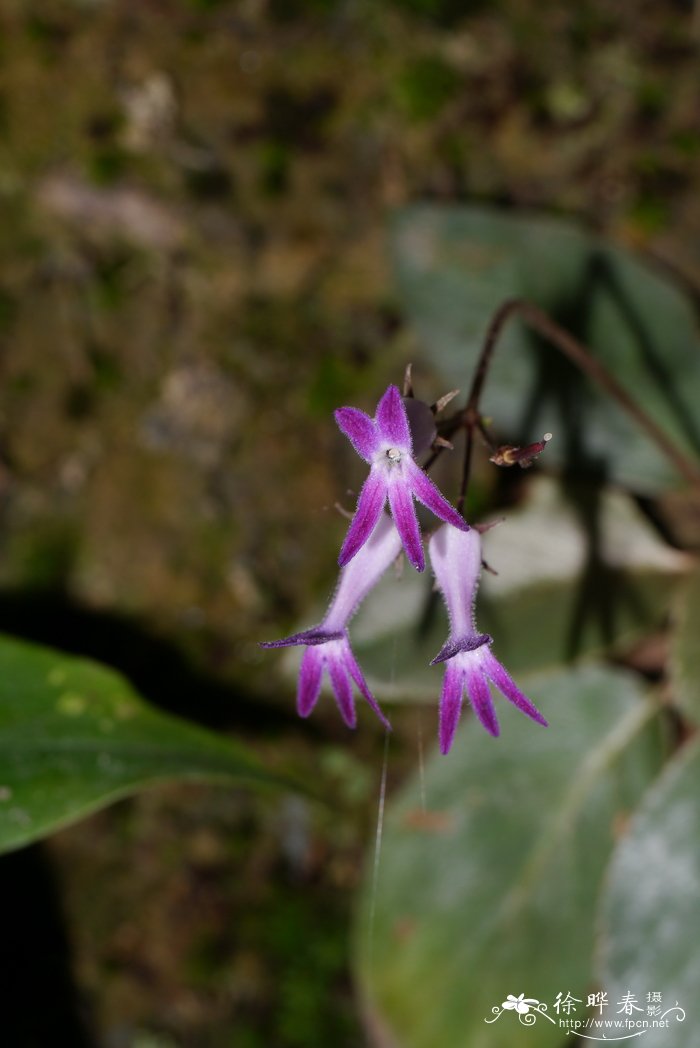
<box><xmin>327</xmin><ymin>653</ymin><xmax>357</xmax><ymax>728</ymax></box>
<box><xmin>438</xmin><ymin>662</ymin><xmax>463</xmax><ymax>755</ymax></box>
<box><xmin>260</xmin><ymin>626</ymin><xmax>343</xmax><ymax>649</ymax></box>
<box><xmin>325</xmin><ymin>514</ymin><xmax>402</xmax><ymax>631</ymax></box>
<box><xmin>344</xmin><ymin>645</ymin><xmax>391</xmax><ymax>730</ymax></box>
<box><xmin>338</xmin><ymin>469</ymin><xmax>387</xmax><ymax>567</ymax></box>
<box><xmin>334</xmin><ymin>406</ymin><xmax>378</xmax><ymax>462</ymax></box>
<box><xmin>387</xmin><ymin>474</ymin><xmax>424</xmax><ymax>571</ymax></box>
<box><xmin>297</xmin><ymin>648</ymin><xmax>323</xmax><ymax>718</ymax></box>
<box><xmin>482</xmin><ymin>649</ymin><xmax>548</xmax><ymax>727</ymax></box>
<box><xmin>464</xmin><ymin>660</ymin><xmax>500</xmax><ymax>736</ymax></box>
<box><xmin>375</xmin><ymin>384</ymin><xmax>411</xmax><ymax>449</ymax></box>
<box><xmin>428</xmin><ymin>523</ymin><xmax>482</xmax><ymax>638</ymax></box>
<box><xmin>430</xmin><ymin>632</ymin><xmax>491</xmax><ymax>665</ymax></box>
<box><xmin>407</xmin><ymin>459</ymin><xmax>469</xmax><ymax>532</ymax></box>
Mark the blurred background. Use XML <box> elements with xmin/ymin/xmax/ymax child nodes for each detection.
<box><xmin>1</xmin><ymin>1</ymin><xmax>700</xmax><ymax>1046</ymax></box>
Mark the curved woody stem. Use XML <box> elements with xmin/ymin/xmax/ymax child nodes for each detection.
<box><xmin>427</xmin><ymin>298</ymin><xmax>700</xmax><ymax>513</ymax></box>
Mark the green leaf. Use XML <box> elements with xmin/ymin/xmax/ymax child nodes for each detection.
<box><xmin>670</xmin><ymin>563</ymin><xmax>700</xmax><ymax>723</ymax></box>
<box><xmin>598</xmin><ymin>739</ymin><xmax>700</xmax><ymax>1047</ymax></box>
<box><xmin>391</xmin><ymin>204</ymin><xmax>700</xmax><ymax>492</ymax></box>
<box><xmin>354</xmin><ymin>665</ymin><xmax>665</xmax><ymax>1048</ymax></box>
<box><xmin>0</xmin><ymin>633</ymin><xmax>281</xmax><ymax>855</ymax></box>
<box><xmin>349</xmin><ymin>479</ymin><xmax>688</xmax><ymax>699</ymax></box>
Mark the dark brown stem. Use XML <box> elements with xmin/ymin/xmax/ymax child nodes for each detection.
<box><xmin>455</xmin><ymin>423</ymin><xmax>474</xmax><ymax>517</ymax></box>
<box><xmin>449</xmin><ymin>297</ymin><xmax>700</xmax><ymax>509</ymax></box>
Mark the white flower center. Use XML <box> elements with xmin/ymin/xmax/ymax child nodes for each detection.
<box><xmin>386</xmin><ymin>447</ymin><xmax>402</xmax><ymax>464</ymax></box>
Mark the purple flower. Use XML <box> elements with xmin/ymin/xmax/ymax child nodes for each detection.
<box><xmin>428</xmin><ymin>523</ymin><xmax>548</xmax><ymax>754</ymax></box>
<box><xmin>335</xmin><ymin>384</ymin><xmax>469</xmax><ymax>573</ymax></box>
<box><xmin>261</xmin><ymin>514</ymin><xmax>402</xmax><ymax>729</ymax></box>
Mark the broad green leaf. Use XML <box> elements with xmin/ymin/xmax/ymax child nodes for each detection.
<box><xmin>354</xmin><ymin>665</ymin><xmax>665</xmax><ymax>1048</ymax></box>
<box><xmin>0</xmin><ymin>633</ymin><xmax>281</xmax><ymax>854</ymax></box>
<box><xmin>670</xmin><ymin>563</ymin><xmax>700</xmax><ymax>723</ymax></box>
<box><xmin>598</xmin><ymin>740</ymin><xmax>700</xmax><ymax>1047</ymax></box>
<box><xmin>349</xmin><ymin>480</ymin><xmax>688</xmax><ymax>700</ymax></box>
<box><xmin>392</xmin><ymin>205</ymin><xmax>700</xmax><ymax>492</ymax></box>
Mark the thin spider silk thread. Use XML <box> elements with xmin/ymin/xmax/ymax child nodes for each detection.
<box><xmin>416</xmin><ymin>709</ymin><xmax>427</xmax><ymax>813</ymax></box>
<box><xmin>367</xmin><ymin>729</ymin><xmax>390</xmax><ymax>970</ymax></box>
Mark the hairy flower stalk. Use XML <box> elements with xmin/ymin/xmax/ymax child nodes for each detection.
<box><xmin>429</xmin><ymin>523</ymin><xmax>548</xmax><ymax>754</ymax></box>
<box><xmin>335</xmin><ymin>384</ymin><xmax>469</xmax><ymax>573</ymax></box>
<box><xmin>261</xmin><ymin>514</ymin><xmax>402</xmax><ymax>729</ymax></box>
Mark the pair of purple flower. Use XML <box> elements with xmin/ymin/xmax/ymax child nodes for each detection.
<box><xmin>262</xmin><ymin>385</ymin><xmax>546</xmax><ymax>754</ymax></box>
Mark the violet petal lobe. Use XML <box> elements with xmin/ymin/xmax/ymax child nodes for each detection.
<box><xmin>465</xmin><ymin>660</ymin><xmax>500</xmax><ymax>737</ymax></box>
<box><xmin>297</xmin><ymin>648</ymin><xmax>323</xmax><ymax>718</ymax></box>
<box><xmin>387</xmin><ymin>474</ymin><xmax>424</xmax><ymax>571</ymax></box>
<box><xmin>334</xmin><ymin>406</ymin><xmax>378</xmax><ymax>462</ymax></box>
<box><xmin>375</xmin><ymin>384</ymin><xmax>411</xmax><ymax>448</ymax></box>
<box><xmin>439</xmin><ymin>662</ymin><xmax>463</xmax><ymax>756</ymax></box>
<box><xmin>344</xmin><ymin>645</ymin><xmax>391</xmax><ymax>731</ymax></box>
<box><xmin>482</xmin><ymin>649</ymin><xmax>548</xmax><ymax>727</ymax></box>
<box><xmin>408</xmin><ymin>460</ymin><xmax>469</xmax><ymax>533</ymax></box>
<box><xmin>328</xmin><ymin>652</ymin><xmax>357</xmax><ymax>728</ymax></box>
<box><xmin>338</xmin><ymin>469</ymin><xmax>387</xmax><ymax>567</ymax></box>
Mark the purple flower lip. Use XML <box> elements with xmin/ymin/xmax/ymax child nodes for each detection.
<box><xmin>335</xmin><ymin>384</ymin><xmax>468</xmax><ymax>573</ymax></box>
<box><xmin>260</xmin><ymin>627</ymin><xmax>344</xmax><ymax>649</ymax></box>
<box><xmin>430</xmin><ymin>633</ymin><xmax>492</xmax><ymax>665</ymax></box>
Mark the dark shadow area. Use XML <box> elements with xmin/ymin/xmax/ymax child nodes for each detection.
<box><xmin>634</xmin><ymin>492</ymin><xmax>691</xmax><ymax>551</ymax></box>
<box><xmin>587</xmin><ymin>250</ymin><xmax>700</xmax><ymax>456</ymax></box>
<box><xmin>0</xmin><ymin>586</ymin><xmax>308</xmax><ymax>737</ymax></box>
<box><xmin>560</xmin><ymin>477</ymin><xmax>654</xmax><ymax>660</ymax></box>
<box><xmin>516</xmin><ymin>249</ymin><xmax>607</xmax><ymax>476</ymax></box>
<box><xmin>509</xmin><ymin>255</ymin><xmax>662</xmax><ymax>658</ymax></box>
<box><xmin>416</xmin><ymin>576</ymin><xmax>442</xmax><ymax>642</ymax></box>
<box><xmin>516</xmin><ymin>247</ymin><xmax>700</xmax><ymax>471</ymax></box>
<box><xmin>0</xmin><ymin>844</ymin><xmax>96</xmax><ymax>1048</ymax></box>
